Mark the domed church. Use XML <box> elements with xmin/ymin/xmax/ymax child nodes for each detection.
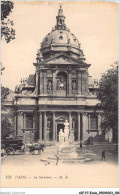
<box><xmin>13</xmin><ymin>6</ymin><xmax>103</xmax><ymax>143</ymax></box>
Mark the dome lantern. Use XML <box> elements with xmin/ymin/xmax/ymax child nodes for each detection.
<box><xmin>56</xmin><ymin>5</ymin><xmax>66</xmax><ymax>30</ymax></box>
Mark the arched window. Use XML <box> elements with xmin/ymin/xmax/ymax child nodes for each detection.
<box><xmin>60</xmin><ymin>19</ymin><xmax>62</xmax><ymax>24</ymax></box>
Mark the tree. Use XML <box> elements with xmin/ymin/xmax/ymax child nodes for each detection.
<box><xmin>1</xmin><ymin>64</ymin><xmax>14</xmax><ymax>140</ymax></box>
<box><xmin>1</xmin><ymin>114</ymin><xmax>13</xmax><ymax>140</ymax></box>
<box><xmin>1</xmin><ymin>87</ymin><xmax>14</xmax><ymax>140</ymax></box>
<box><xmin>1</xmin><ymin>1</ymin><xmax>15</xmax><ymax>139</ymax></box>
<box><xmin>1</xmin><ymin>1</ymin><xmax>15</xmax><ymax>43</ymax></box>
<box><xmin>1</xmin><ymin>86</ymin><xmax>10</xmax><ymax>103</ymax></box>
<box><xmin>97</xmin><ymin>62</ymin><xmax>118</xmax><ymax>143</ymax></box>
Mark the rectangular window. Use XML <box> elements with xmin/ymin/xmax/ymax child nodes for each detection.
<box><xmin>90</xmin><ymin>114</ymin><xmax>98</xmax><ymax>130</ymax></box>
<box><xmin>26</xmin><ymin>115</ymin><xmax>33</xmax><ymax>129</ymax></box>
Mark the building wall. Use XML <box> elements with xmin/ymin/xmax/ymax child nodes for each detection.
<box><xmin>14</xmin><ymin>107</ymin><xmax>103</xmax><ymax>143</ymax></box>
<box><xmin>37</xmin><ymin>68</ymin><xmax>89</xmax><ymax>97</ymax></box>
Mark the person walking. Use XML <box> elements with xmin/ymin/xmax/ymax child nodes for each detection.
<box><xmin>56</xmin><ymin>152</ymin><xmax>59</xmax><ymax>165</ymax></box>
<box><xmin>80</xmin><ymin>140</ymin><xmax>82</xmax><ymax>148</ymax></box>
<box><xmin>101</xmin><ymin>150</ymin><xmax>106</xmax><ymax>160</ymax></box>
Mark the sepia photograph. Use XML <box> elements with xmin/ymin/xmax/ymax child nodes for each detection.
<box><xmin>1</xmin><ymin>0</ymin><xmax>119</xmax><ymax>190</ymax></box>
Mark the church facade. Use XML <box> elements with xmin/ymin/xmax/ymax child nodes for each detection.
<box><xmin>12</xmin><ymin>6</ymin><xmax>103</xmax><ymax>143</ymax></box>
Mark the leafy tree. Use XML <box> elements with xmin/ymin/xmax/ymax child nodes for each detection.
<box><xmin>97</xmin><ymin>62</ymin><xmax>118</xmax><ymax>143</ymax></box>
<box><xmin>1</xmin><ymin>1</ymin><xmax>15</xmax><ymax>43</ymax></box>
<box><xmin>1</xmin><ymin>88</ymin><xmax>14</xmax><ymax>140</ymax></box>
<box><xmin>1</xmin><ymin>63</ymin><xmax>14</xmax><ymax>140</ymax></box>
<box><xmin>1</xmin><ymin>1</ymin><xmax>15</xmax><ymax>139</ymax></box>
<box><xmin>1</xmin><ymin>86</ymin><xmax>10</xmax><ymax>103</ymax></box>
<box><xmin>1</xmin><ymin>114</ymin><xmax>13</xmax><ymax>140</ymax></box>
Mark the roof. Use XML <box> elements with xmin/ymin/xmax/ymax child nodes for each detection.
<box><xmin>41</xmin><ymin>29</ymin><xmax>80</xmax><ymax>51</ymax></box>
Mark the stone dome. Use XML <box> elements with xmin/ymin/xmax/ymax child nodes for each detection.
<box><xmin>39</xmin><ymin>6</ymin><xmax>85</xmax><ymax>61</ymax></box>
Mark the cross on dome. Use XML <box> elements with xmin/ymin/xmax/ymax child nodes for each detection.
<box><xmin>58</xmin><ymin>4</ymin><xmax>63</xmax><ymax>15</ymax></box>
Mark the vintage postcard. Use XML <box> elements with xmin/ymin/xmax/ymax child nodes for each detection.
<box><xmin>1</xmin><ymin>0</ymin><xmax>119</xmax><ymax>191</ymax></box>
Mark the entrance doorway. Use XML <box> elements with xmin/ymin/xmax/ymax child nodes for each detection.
<box><xmin>57</xmin><ymin>124</ymin><xmax>64</xmax><ymax>142</ymax></box>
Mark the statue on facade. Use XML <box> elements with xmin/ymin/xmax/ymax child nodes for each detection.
<box><xmin>72</xmin><ymin>80</ymin><xmax>77</xmax><ymax>91</ymax></box>
<box><xmin>47</xmin><ymin>80</ymin><xmax>52</xmax><ymax>90</ymax></box>
<box><xmin>57</xmin><ymin>78</ymin><xmax>66</xmax><ymax>90</ymax></box>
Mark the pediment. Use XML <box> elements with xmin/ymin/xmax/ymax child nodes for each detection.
<box><xmin>43</xmin><ymin>54</ymin><xmax>79</xmax><ymax>65</ymax></box>
<box><xmin>56</xmin><ymin>116</ymin><xmax>66</xmax><ymax>122</ymax></box>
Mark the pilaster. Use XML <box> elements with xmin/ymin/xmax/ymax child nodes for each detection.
<box><xmin>77</xmin><ymin>70</ymin><xmax>82</xmax><ymax>95</ymax></box>
<box><xmin>43</xmin><ymin>70</ymin><xmax>47</xmax><ymax>94</ymax></box>
<box><xmin>88</xmin><ymin>113</ymin><xmax>90</xmax><ymax>130</ymax></box>
<box><xmin>52</xmin><ymin>70</ymin><xmax>57</xmax><ymax>95</ymax></box>
<box><xmin>78</xmin><ymin>112</ymin><xmax>80</xmax><ymax>141</ymax></box>
<box><xmin>43</xmin><ymin>112</ymin><xmax>47</xmax><ymax>140</ymax></box>
<box><xmin>15</xmin><ymin>112</ymin><xmax>18</xmax><ymax>136</ymax></box>
<box><xmin>40</xmin><ymin>70</ymin><xmax>44</xmax><ymax>94</ymax></box>
<box><xmin>35</xmin><ymin>69</ymin><xmax>39</xmax><ymax>95</ymax></box>
<box><xmin>68</xmin><ymin>70</ymin><xmax>72</xmax><ymax>95</ymax></box>
<box><xmin>39</xmin><ymin>112</ymin><xmax>43</xmax><ymax>140</ymax></box>
<box><xmin>53</xmin><ymin>112</ymin><xmax>55</xmax><ymax>141</ymax></box>
<box><xmin>69</xmin><ymin>112</ymin><xmax>72</xmax><ymax>135</ymax></box>
<box><xmin>81</xmin><ymin>70</ymin><xmax>86</xmax><ymax>95</ymax></box>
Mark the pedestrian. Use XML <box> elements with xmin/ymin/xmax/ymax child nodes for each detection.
<box><xmin>56</xmin><ymin>152</ymin><xmax>59</xmax><ymax>165</ymax></box>
<box><xmin>101</xmin><ymin>150</ymin><xmax>106</xmax><ymax>160</ymax></box>
<box><xmin>80</xmin><ymin>140</ymin><xmax>82</xmax><ymax>148</ymax></box>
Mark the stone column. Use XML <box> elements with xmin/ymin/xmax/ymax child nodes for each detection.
<box><xmin>43</xmin><ymin>70</ymin><xmax>47</xmax><ymax>94</ymax></box>
<box><xmin>15</xmin><ymin>112</ymin><xmax>18</xmax><ymax>136</ymax></box>
<box><xmin>22</xmin><ymin>113</ymin><xmax>25</xmax><ymax>130</ymax></box>
<box><xmin>52</xmin><ymin>70</ymin><xmax>56</xmax><ymax>95</ymax></box>
<box><xmin>68</xmin><ymin>70</ymin><xmax>72</xmax><ymax>95</ymax></box>
<box><xmin>22</xmin><ymin>113</ymin><xmax>25</xmax><ymax>139</ymax></box>
<box><xmin>85</xmin><ymin>69</ymin><xmax>88</xmax><ymax>96</ymax></box>
<box><xmin>34</xmin><ymin>110</ymin><xmax>39</xmax><ymax>141</ymax></box>
<box><xmin>39</xmin><ymin>112</ymin><xmax>43</xmax><ymax>140</ymax></box>
<box><xmin>40</xmin><ymin>70</ymin><xmax>44</xmax><ymax>95</ymax></box>
<box><xmin>81</xmin><ymin>70</ymin><xmax>86</xmax><ymax>95</ymax></box>
<box><xmin>83</xmin><ymin>113</ymin><xmax>90</xmax><ymax>141</ymax></box>
<box><xmin>80</xmin><ymin>113</ymin><xmax>83</xmax><ymax>140</ymax></box>
<box><xmin>14</xmin><ymin>113</ymin><xmax>17</xmax><ymax>136</ymax></box>
<box><xmin>69</xmin><ymin>112</ymin><xmax>72</xmax><ymax>135</ymax></box>
<box><xmin>53</xmin><ymin>112</ymin><xmax>55</xmax><ymax>141</ymax></box>
<box><xmin>98</xmin><ymin>113</ymin><xmax>102</xmax><ymax>135</ymax></box>
<box><xmin>77</xmin><ymin>71</ymin><xmax>82</xmax><ymax>95</ymax></box>
<box><xmin>43</xmin><ymin>112</ymin><xmax>47</xmax><ymax>141</ymax></box>
<box><xmin>98</xmin><ymin>113</ymin><xmax>101</xmax><ymax>130</ymax></box>
<box><xmin>88</xmin><ymin>113</ymin><xmax>90</xmax><ymax>130</ymax></box>
<box><xmin>78</xmin><ymin>112</ymin><xmax>80</xmax><ymax>141</ymax></box>
<box><xmin>35</xmin><ymin>69</ymin><xmax>39</xmax><ymax>95</ymax></box>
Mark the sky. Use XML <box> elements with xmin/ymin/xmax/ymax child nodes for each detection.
<box><xmin>1</xmin><ymin>1</ymin><xmax>119</xmax><ymax>90</ymax></box>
